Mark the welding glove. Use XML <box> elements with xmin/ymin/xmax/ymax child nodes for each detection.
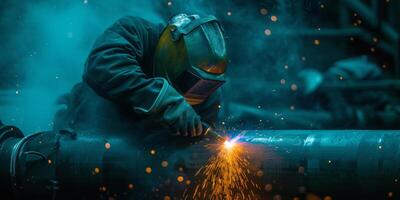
<box><xmin>131</xmin><ymin>78</ymin><xmax>203</xmax><ymax>137</ymax></box>
<box><xmin>165</xmin><ymin>99</ymin><xmax>203</xmax><ymax>137</ymax></box>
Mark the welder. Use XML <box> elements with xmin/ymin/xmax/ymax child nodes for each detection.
<box><xmin>53</xmin><ymin>14</ymin><xmax>227</xmax><ymax>142</ymax></box>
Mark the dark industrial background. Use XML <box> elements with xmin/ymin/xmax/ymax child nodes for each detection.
<box><xmin>1</xmin><ymin>0</ymin><xmax>399</xmax><ymax>133</ymax></box>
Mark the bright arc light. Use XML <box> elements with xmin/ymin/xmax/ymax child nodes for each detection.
<box><xmin>224</xmin><ymin>140</ymin><xmax>234</xmax><ymax>149</ymax></box>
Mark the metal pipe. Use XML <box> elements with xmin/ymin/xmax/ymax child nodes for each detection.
<box><xmin>1</xmin><ymin>125</ymin><xmax>400</xmax><ymax>199</ymax></box>
<box><xmin>240</xmin><ymin>130</ymin><xmax>400</xmax><ymax>199</ymax></box>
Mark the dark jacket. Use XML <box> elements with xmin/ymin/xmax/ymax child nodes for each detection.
<box><xmin>54</xmin><ymin>16</ymin><xmax>220</xmax><ymax>141</ymax></box>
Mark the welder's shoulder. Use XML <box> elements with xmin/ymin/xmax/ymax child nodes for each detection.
<box><xmin>113</xmin><ymin>16</ymin><xmax>164</xmax><ymax>35</ymax></box>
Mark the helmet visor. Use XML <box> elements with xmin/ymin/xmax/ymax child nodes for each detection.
<box><xmin>197</xmin><ymin>60</ymin><xmax>227</xmax><ymax>74</ymax></box>
<box><xmin>174</xmin><ymin>70</ymin><xmax>224</xmax><ymax>100</ymax></box>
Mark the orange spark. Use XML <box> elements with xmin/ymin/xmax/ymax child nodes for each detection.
<box><xmin>184</xmin><ymin>139</ymin><xmax>261</xmax><ymax>200</ymax></box>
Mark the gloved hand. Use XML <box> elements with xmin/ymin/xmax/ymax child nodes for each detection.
<box><xmin>164</xmin><ymin>101</ymin><xmax>203</xmax><ymax>137</ymax></box>
<box><xmin>132</xmin><ymin>78</ymin><xmax>203</xmax><ymax>137</ymax></box>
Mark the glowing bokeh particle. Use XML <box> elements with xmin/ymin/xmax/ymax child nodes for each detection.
<box><xmin>388</xmin><ymin>192</ymin><xmax>393</xmax><ymax>198</ymax></box>
<box><xmin>284</xmin><ymin>64</ymin><xmax>289</xmax><ymax>69</ymax></box>
<box><xmin>256</xmin><ymin>170</ymin><xmax>264</xmax><ymax>177</ymax></box>
<box><xmin>161</xmin><ymin>160</ymin><xmax>168</xmax><ymax>167</ymax></box>
<box><xmin>291</xmin><ymin>84</ymin><xmax>298</xmax><ymax>91</ymax></box>
<box><xmin>105</xmin><ymin>142</ymin><xmax>111</xmax><ymax>149</ymax></box>
<box><xmin>99</xmin><ymin>186</ymin><xmax>107</xmax><ymax>192</ymax></box>
<box><xmin>260</xmin><ymin>8</ymin><xmax>268</xmax><ymax>15</ymax></box>
<box><xmin>324</xmin><ymin>196</ymin><xmax>333</xmax><ymax>200</ymax></box>
<box><xmin>274</xmin><ymin>194</ymin><xmax>282</xmax><ymax>200</ymax></box>
<box><xmin>164</xmin><ymin>196</ymin><xmax>171</xmax><ymax>200</ymax></box>
<box><xmin>145</xmin><ymin>167</ymin><xmax>152</xmax><ymax>174</ymax></box>
<box><xmin>264</xmin><ymin>29</ymin><xmax>272</xmax><ymax>36</ymax></box>
<box><xmin>265</xmin><ymin>184</ymin><xmax>273</xmax><ymax>192</ymax></box>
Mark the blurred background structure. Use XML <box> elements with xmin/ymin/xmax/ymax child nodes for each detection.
<box><xmin>0</xmin><ymin>0</ymin><xmax>400</xmax><ymax>133</ymax></box>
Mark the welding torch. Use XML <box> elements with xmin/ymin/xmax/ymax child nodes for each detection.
<box><xmin>202</xmin><ymin>123</ymin><xmax>224</xmax><ymax>140</ymax></box>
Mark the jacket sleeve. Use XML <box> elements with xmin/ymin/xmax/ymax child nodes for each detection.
<box><xmin>83</xmin><ymin>17</ymin><xmax>184</xmax><ymax>116</ymax></box>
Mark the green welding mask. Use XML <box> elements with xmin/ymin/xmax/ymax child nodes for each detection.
<box><xmin>153</xmin><ymin>14</ymin><xmax>227</xmax><ymax>105</ymax></box>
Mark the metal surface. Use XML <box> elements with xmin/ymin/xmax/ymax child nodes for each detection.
<box><xmin>1</xmin><ymin>125</ymin><xmax>400</xmax><ymax>199</ymax></box>
<box><xmin>240</xmin><ymin>130</ymin><xmax>400</xmax><ymax>199</ymax></box>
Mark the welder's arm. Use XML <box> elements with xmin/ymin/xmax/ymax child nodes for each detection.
<box><xmin>83</xmin><ymin>19</ymin><xmax>202</xmax><ymax>136</ymax></box>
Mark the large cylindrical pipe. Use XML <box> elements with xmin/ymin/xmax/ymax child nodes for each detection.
<box><xmin>241</xmin><ymin>130</ymin><xmax>400</xmax><ymax>199</ymax></box>
<box><xmin>1</xmin><ymin>125</ymin><xmax>400</xmax><ymax>199</ymax></box>
<box><xmin>0</xmin><ymin>123</ymin><xmax>24</xmax><ymax>199</ymax></box>
<box><xmin>0</xmin><ymin>127</ymin><xmax>199</xmax><ymax>199</ymax></box>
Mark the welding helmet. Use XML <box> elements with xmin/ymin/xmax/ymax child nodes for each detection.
<box><xmin>153</xmin><ymin>13</ymin><xmax>227</xmax><ymax>105</ymax></box>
